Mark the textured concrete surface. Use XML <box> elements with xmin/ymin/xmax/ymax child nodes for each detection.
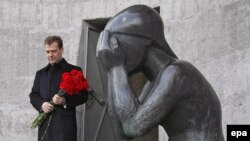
<box><xmin>0</xmin><ymin>0</ymin><xmax>249</xmax><ymax>141</ymax></box>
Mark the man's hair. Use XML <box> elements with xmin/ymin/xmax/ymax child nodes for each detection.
<box><xmin>44</xmin><ymin>36</ymin><xmax>63</xmax><ymax>48</ymax></box>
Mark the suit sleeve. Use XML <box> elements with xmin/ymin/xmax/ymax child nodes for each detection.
<box><xmin>29</xmin><ymin>71</ymin><xmax>45</xmax><ymax>112</ymax></box>
<box><xmin>65</xmin><ymin>90</ymin><xmax>89</xmax><ymax>109</ymax></box>
<box><xmin>64</xmin><ymin>67</ymin><xmax>89</xmax><ymax>109</ymax></box>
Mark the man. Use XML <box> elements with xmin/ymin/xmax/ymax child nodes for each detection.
<box><xmin>29</xmin><ymin>36</ymin><xmax>88</xmax><ymax>141</ymax></box>
<box><xmin>97</xmin><ymin>5</ymin><xmax>224</xmax><ymax>141</ymax></box>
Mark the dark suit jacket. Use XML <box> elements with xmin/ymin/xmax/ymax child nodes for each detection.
<box><xmin>29</xmin><ymin>58</ymin><xmax>88</xmax><ymax>141</ymax></box>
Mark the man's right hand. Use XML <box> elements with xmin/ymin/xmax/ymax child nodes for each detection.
<box><xmin>41</xmin><ymin>102</ymin><xmax>54</xmax><ymax>113</ymax></box>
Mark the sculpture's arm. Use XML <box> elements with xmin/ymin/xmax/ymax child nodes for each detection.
<box><xmin>138</xmin><ymin>81</ymin><xmax>152</xmax><ymax>104</ymax></box>
<box><xmin>106</xmin><ymin>73</ymin><xmax>131</xmax><ymax>140</ymax></box>
<box><xmin>110</xmin><ymin>65</ymin><xmax>139</xmax><ymax>120</ymax></box>
<box><xmin>110</xmin><ymin>64</ymin><xmax>184</xmax><ymax>138</ymax></box>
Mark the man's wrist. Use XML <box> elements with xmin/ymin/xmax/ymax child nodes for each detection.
<box><xmin>40</xmin><ymin>102</ymin><xmax>46</xmax><ymax>112</ymax></box>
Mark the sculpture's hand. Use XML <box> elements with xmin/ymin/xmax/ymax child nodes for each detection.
<box><xmin>96</xmin><ymin>30</ymin><xmax>126</xmax><ymax>71</ymax></box>
<box><xmin>98</xmin><ymin>47</ymin><xmax>125</xmax><ymax>70</ymax></box>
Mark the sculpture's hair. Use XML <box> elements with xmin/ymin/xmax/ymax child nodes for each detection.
<box><xmin>105</xmin><ymin>5</ymin><xmax>177</xmax><ymax>58</ymax></box>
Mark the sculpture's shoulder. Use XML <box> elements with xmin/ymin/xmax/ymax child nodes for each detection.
<box><xmin>161</xmin><ymin>60</ymin><xmax>192</xmax><ymax>78</ymax></box>
<box><xmin>171</xmin><ymin>59</ymin><xmax>195</xmax><ymax>71</ymax></box>
<box><xmin>159</xmin><ymin>59</ymin><xmax>199</xmax><ymax>89</ymax></box>
<box><xmin>170</xmin><ymin>59</ymin><xmax>202</xmax><ymax>78</ymax></box>
<box><xmin>158</xmin><ymin>61</ymin><xmax>187</xmax><ymax>85</ymax></box>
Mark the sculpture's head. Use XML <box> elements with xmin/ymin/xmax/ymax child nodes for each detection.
<box><xmin>97</xmin><ymin>5</ymin><xmax>177</xmax><ymax>74</ymax></box>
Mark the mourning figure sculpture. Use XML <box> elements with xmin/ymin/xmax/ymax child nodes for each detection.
<box><xmin>96</xmin><ymin>5</ymin><xmax>224</xmax><ymax>141</ymax></box>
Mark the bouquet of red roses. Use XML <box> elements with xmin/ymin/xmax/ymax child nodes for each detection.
<box><xmin>30</xmin><ymin>69</ymin><xmax>89</xmax><ymax>129</ymax></box>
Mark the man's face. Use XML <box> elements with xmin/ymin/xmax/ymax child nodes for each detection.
<box><xmin>44</xmin><ymin>42</ymin><xmax>63</xmax><ymax>64</ymax></box>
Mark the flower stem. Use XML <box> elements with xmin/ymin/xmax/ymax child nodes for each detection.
<box><xmin>30</xmin><ymin>112</ymin><xmax>49</xmax><ymax>129</ymax></box>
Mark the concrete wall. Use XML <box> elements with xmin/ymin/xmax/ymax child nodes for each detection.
<box><xmin>0</xmin><ymin>0</ymin><xmax>249</xmax><ymax>141</ymax></box>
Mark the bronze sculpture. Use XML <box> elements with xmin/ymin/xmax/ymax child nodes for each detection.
<box><xmin>96</xmin><ymin>5</ymin><xmax>224</xmax><ymax>141</ymax></box>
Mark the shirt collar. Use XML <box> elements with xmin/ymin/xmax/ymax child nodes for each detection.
<box><xmin>44</xmin><ymin>58</ymin><xmax>68</xmax><ymax>72</ymax></box>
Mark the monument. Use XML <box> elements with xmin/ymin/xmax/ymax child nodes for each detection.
<box><xmin>96</xmin><ymin>5</ymin><xmax>224</xmax><ymax>141</ymax></box>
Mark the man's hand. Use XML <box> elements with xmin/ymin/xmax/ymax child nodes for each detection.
<box><xmin>52</xmin><ymin>94</ymin><xmax>65</xmax><ymax>105</ymax></box>
<box><xmin>41</xmin><ymin>102</ymin><xmax>54</xmax><ymax>113</ymax></box>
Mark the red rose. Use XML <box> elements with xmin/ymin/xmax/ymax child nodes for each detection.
<box><xmin>62</xmin><ymin>72</ymin><xmax>71</xmax><ymax>81</ymax></box>
<box><xmin>60</xmin><ymin>69</ymin><xmax>89</xmax><ymax>96</ymax></box>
